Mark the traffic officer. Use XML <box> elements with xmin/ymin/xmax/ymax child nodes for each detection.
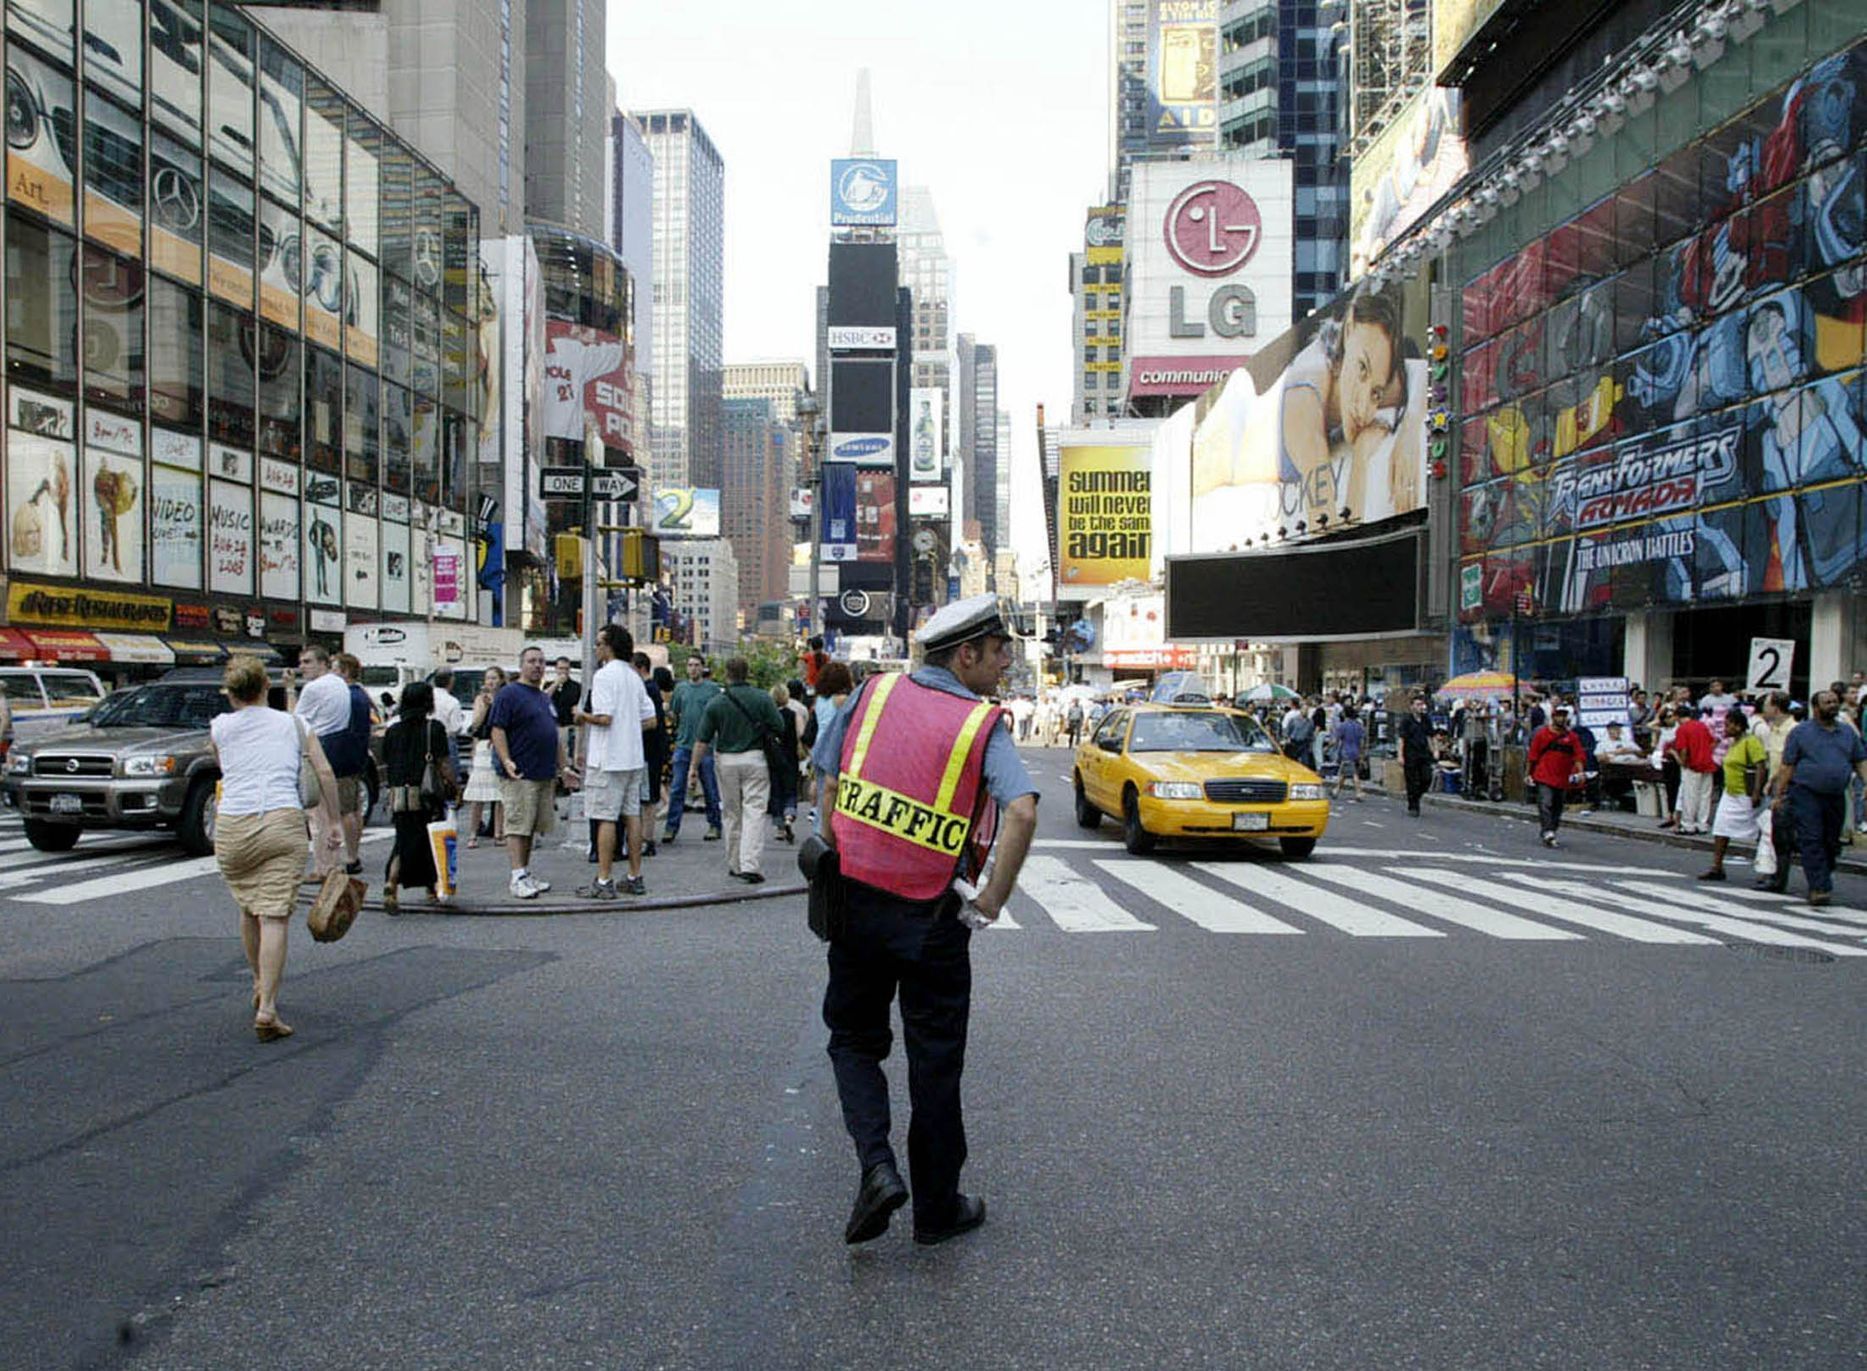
<box><xmin>810</xmin><ymin>594</ymin><xmax>1039</xmax><ymax>1246</ymax></box>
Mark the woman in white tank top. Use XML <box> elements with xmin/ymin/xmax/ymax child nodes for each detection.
<box><xmin>210</xmin><ymin>654</ymin><xmax>342</xmax><ymax>1041</ymax></box>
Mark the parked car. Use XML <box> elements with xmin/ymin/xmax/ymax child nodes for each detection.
<box><xmin>0</xmin><ymin>666</ymin><xmax>110</xmax><ymax>745</ymax></box>
<box><xmin>1</xmin><ymin>676</ymin><xmax>378</xmax><ymax>855</ymax></box>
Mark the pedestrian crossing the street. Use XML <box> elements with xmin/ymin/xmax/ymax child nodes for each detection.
<box><xmin>988</xmin><ymin>842</ymin><xmax>1867</xmax><ymax>956</ymax></box>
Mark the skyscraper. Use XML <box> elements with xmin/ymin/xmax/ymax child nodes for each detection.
<box><xmin>1217</xmin><ymin>0</ymin><xmax>1350</xmax><ymax>316</ymax></box>
<box><xmin>634</xmin><ymin>109</ymin><xmax>725</xmax><ymax>493</ymax></box>
<box><xmin>723</xmin><ymin>361</ymin><xmax>811</xmax><ymax>609</ymax></box>
<box><xmin>609</xmin><ymin>113</ymin><xmax>654</xmax><ymax>466</ymax></box>
<box><xmin>896</xmin><ymin>188</ymin><xmax>953</xmax><ymax>397</ymax></box>
<box><xmin>955</xmin><ymin>335</ymin><xmax>999</xmax><ymax>555</ymax></box>
<box><xmin>1107</xmin><ymin>0</ymin><xmax>1221</xmax><ymax>205</ymax></box>
<box><xmin>524</xmin><ymin>0</ymin><xmax>610</xmax><ymax>238</ymax></box>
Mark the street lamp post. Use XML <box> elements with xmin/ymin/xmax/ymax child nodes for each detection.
<box><xmin>797</xmin><ymin>395</ymin><xmax>826</xmax><ymax>639</ymax></box>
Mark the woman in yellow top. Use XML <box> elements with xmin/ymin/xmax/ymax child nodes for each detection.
<box><xmin>1701</xmin><ymin>710</ymin><xmax>1768</xmax><ymax>882</ymax></box>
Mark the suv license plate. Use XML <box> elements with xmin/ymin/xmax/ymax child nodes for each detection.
<box><xmin>49</xmin><ymin>794</ymin><xmax>83</xmax><ymax>815</ymax></box>
<box><xmin>1232</xmin><ymin>812</ymin><xmax>1269</xmax><ymax>831</ymax></box>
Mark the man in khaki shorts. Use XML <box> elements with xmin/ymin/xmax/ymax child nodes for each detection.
<box><xmin>574</xmin><ymin>624</ymin><xmax>657</xmax><ymax>898</ymax></box>
<box><xmin>490</xmin><ymin>645</ymin><xmax>579</xmax><ymax>899</ymax></box>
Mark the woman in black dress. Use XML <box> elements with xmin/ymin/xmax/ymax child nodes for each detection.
<box><xmin>381</xmin><ymin>681</ymin><xmax>458</xmax><ymax>913</ymax></box>
<box><xmin>636</xmin><ymin>654</ymin><xmax>671</xmax><ymax>857</ymax></box>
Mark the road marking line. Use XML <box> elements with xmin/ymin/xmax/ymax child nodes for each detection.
<box><xmin>1018</xmin><ymin>855</ymin><xmax>1155</xmax><ymax>932</ymax></box>
<box><xmin>1411</xmin><ymin>869</ymin><xmax>1720</xmax><ymax>944</ymax></box>
<box><xmin>1708</xmin><ymin>885</ymin><xmax>1867</xmax><ymax>924</ymax></box>
<box><xmin>1304</xmin><ymin>865</ymin><xmax>1582</xmax><ymax>939</ymax></box>
<box><xmin>1095</xmin><ymin>861</ymin><xmax>1301</xmax><ymax>934</ymax></box>
<box><xmin>0</xmin><ymin>850</ymin><xmax>170</xmax><ymax>890</ymax></box>
<box><xmin>1195</xmin><ymin>863</ymin><xmax>1444</xmax><ymax>937</ymax></box>
<box><xmin>1322</xmin><ymin>849</ymin><xmax>1690</xmax><ymax>875</ymax></box>
<box><xmin>6</xmin><ymin>831</ymin><xmax>392</xmax><ymax>903</ymax></box>
<box><xmin>1591</xmin><ymin>879</ymin><xmax>1867</xmax><ymax>949</ymax></box>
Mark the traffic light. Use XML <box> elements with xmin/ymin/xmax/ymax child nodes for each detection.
<box><xmin>555</xmin><ymin>533</ymin><xmax>583</xmax><ymax>579</ymax></box>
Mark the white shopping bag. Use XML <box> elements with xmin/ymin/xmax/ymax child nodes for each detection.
<box><xmin>1754</xmin><ymin>807</ymin><xmax>1776</xmax><ymax>878</ymax></box>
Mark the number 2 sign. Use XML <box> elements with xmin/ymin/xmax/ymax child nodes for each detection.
<box><xmin>1746</xmin><ymin>637</ymin><xmax>1796</xmax><ymax>693</ymax></box>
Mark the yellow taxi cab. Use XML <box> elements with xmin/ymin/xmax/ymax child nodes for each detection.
<box><xmin>1072</xmin><ymin>699</ymin><xmax>1330</xmax><ymax>857</ymax></box>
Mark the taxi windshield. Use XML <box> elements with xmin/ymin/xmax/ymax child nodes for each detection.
<box><xmin>1129</xmin><ymin>711</ymin><xmax>1272</xmax><ymax>754</ymax></box>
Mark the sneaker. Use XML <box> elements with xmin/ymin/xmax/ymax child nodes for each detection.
<box><xmin>577</xmin><ymin>880</ymin><xmax>618</xmax><ymax>900</ymax></box>
<box><xmin>703</xmin><ymin>828</ymin><xmax>723</xmax><ymax>842</ymax></box>
<box><xmin>510</xmin><ymin>874</ymin><xmax>541</xmax><ymax>900</ymax></box>
<box><xmin>531</xmin><ymin>877</ymin><xmax>552</xmax><ymax>893</ymax></box>
<box><xmin>1541</xmin><ymin>832</ymin><xmax>1556</xmax><ymax>847</ymax></box>
<box><xmin>624</xmin><ymin>875</ymin><xmax>646</xmax><ymax>896</ymax></box>
<box><xmin>661</xmin><ymin>830</ymin><xmax>678</xmax><ymax>844</ymax></box>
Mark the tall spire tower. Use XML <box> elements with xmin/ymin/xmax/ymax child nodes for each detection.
<box><xmin>850</xmin><ymin>68</ymin><xmax>877</xmax><ymax>156</ymax></box>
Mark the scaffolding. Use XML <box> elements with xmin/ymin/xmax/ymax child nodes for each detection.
<box><xmin>1348</xmin><ymin>0</ymin><xmax>1434</xmax><ymax>156</ymax></box>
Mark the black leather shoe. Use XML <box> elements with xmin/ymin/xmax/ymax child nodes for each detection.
<box><xmin>844</xmin><ymin>1162</ymin><xmax>908</xmax><ymax>1244</ymax></box>
<box><xmin>913</xmin><ymin>1193</ymin><xmax>986</xmax><ymax>1246</ymax></box>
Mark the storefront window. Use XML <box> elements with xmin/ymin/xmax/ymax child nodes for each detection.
<box><xmin>256</xmin><ymin>38</ymin><xmax>302</xmax><ymax>207</ymax></box>
<box><xmin>5</xmin><ymin>212</ymin><xmax>79</xmax><ymax>389</ymax></box>
<box><xmin>5</xmin><ymin>45</ymin><xmax>77</xmax><ymax>227</ymax></box>
<box><xmin>150</xmin><ymin>0</ymin><xmax>204</xmax><ymax>147</ymax></box>
<box><xmin>346</xmin><ymin>117</ymin><xmax>379</xmax><ymax>258</ymax></box>
<box><xmin>206</xmin><ymin>300</ymin><xmax>254</xmax><ymax>448</ymax></box>
<box><xmin>206</xmin><ymin>166</ymin><xmax>255</xmax><ymax>307</ymax></box>
<box><xmin>256</xmin><ymin>324</ymin><xmax>301</xmax><ymax>460</ymax></box>
<box><xmin>82</xmin><ymin>90</ymin><xmax>142</xmax><ymax>258</ymax></box>
<box><xmin>305</xmin><ymin>343</ymin><xmax>342</xmax><ymax>473</ymax></box>
<box><xmin>344</xmin><ymin>363</ymin><xmax>379</xmax><ymax>484</ymax></box>
<box><xmin>303</xmin><ymin>76</ymin><xmax>343</xmax><ymax>233</ymax></box>
<box><xmin>148</xmin><ymin>275</ymin><xmax>204</xmax><ymax>429</ymax></box>
<box><xmin>207</xmin><ymin>6</ymin><xmax>254</xmax><ymax>178</ymax></box>
<box><xmin>80</xmin><ymin>244</ymin><xmax>145</xmax><ymax>412</ymax></box>
<box><xmin>149</xmin><ymin>132</ymin><xmax>204</xmax><ymax>284</ymax></box>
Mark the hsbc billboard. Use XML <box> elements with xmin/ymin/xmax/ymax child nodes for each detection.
<box><xmin>1120</xmin><ymin>158</ymin><xmax>1292</xmax><ymax>401</ymax></box>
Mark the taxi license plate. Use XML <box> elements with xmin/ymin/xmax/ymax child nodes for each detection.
<box><xmin>1232</xmin><ymin>812</ymin><xmax>1269</xmax><ymax>831</ymax></box>
<box><xmin>49</xmin><ymin>794</ymin><xmax>83</xmax><ymax>815</ymax></box>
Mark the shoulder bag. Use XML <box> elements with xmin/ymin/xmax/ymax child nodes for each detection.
<box><xmin>724</xmin><ymin>687</ymin><xmax>790</xmax><ymax>777</ymax></box>
<box><xmin>297</xmin><ymin>717</ymin><xmax>320</xmax><ymax>808</ymax></box>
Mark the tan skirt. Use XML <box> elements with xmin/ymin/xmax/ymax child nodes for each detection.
<box><xmin>215</xmin><ymin>808</ymin><xmax>309</xmax><ymax>919</ymax></box>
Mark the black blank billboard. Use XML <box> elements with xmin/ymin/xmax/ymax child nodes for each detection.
<box><xmin>828</xmin><ymin>243</ymin><xmax>897</xmax><ymax>327</ymax></box>
<box><xmin>831</xmin><ymin>358</ymin><xmax>892</xmax><ymax>433</ymax></box>
<box><xmin>1166</xmin><ymin>532</ymin><xmax>1421</xmax><ymax>641</ymax></box>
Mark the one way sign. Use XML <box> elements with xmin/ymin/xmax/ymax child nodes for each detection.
<box><xmin>539</xmin><ymin>466</ymin><xmax>640</xmax><ymax>502</ymax></box>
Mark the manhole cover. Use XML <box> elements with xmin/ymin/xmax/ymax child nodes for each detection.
<box><xmin>1725</xmin><ymin>943</ymin><xmax>1837</xmax><ymax>965</ymax></box>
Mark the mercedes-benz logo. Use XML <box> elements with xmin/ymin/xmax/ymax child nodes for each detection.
<box><xmin>64</xmin><ymin>757</ymin><xmax>79</xmax><ymax>773</ymax></box>
<box><xmin>413</xmin><ymin>228</ymin><xmax>441</xmax><ymax>289</ymax></box>
<box><xmin>151</xmin><ymin>164</ymin><xmax>200</xmax><ymax>231</ymax></box>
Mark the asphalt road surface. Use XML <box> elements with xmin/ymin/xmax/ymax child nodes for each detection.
<box><xmin>4</xmin><ymin>751</ymin><xmax>1864</xmax><ymax>1370</ymax></box>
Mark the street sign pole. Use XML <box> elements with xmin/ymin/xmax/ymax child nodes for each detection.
<box><xmin>580</xmin><ymin>437</ymin><xmax>598</xmax><ymax>772</ymax></box>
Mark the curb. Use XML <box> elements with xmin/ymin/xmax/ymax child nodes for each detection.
<box><xmin>1410</xmin><ymin>788</ymin><xmax>1867</xmax><ymax>876</ymax></box>
<box><xmin>303</xmin><ymin>879</ymin><xmax>807</xmax><ymax>918</ymax></box>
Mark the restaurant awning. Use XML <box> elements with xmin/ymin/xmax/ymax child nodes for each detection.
<box><xmin>93</xmin><ymin>632</ymin><xmax>177</xmax><ymax>665</ymax></box>
<box><xmin>0</xmin><ymin>629</ymin><xmax>35</xmax><ymax>660</ymax></box>
<box><xmin>221</xmin><ymin>641</ymin><xmax>283</xmax><ymax>664</ymax></box>
<box><xmin>163</xmin><ymin>638</ymin><xmax>226</xmax><ymax>665</ymax></box>
<box><xmin>21</xmin><ymin>630</ymin><xmax>109</xmax><ymax>662</ymax></box>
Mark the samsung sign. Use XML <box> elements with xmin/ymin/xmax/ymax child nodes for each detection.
<box><xmin>830</xmin><ymin>159</ymin><xmax>898</xmax><ymax>226</ymax></box>
<box><xmin>830</xmin><ymin>433</ymin><xmax>894</xmax><ymax>465</ymax></box>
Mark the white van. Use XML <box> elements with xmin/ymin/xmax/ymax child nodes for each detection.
<box><xmin>0</xmin><ymin>666</ymin><xmax>110</xmax><ymax>743</ymax></box>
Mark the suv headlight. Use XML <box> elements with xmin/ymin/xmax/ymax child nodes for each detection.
<box><xmin>1147</xmin><ymin>781</ymin><xmax>1204</xmax><ymax>800</ymax></box>
<box><xmin>122</xmin><ymin>755</ymin><xmax>178</xmax><ymax>777</ymax></box>
<box><xmin>6</xmin><ymin>752</ymin><xmax>30</xmax><ymax>775</ymax></box>
<box><xmin>1289</xmin><ymin>783</ymin><xmax>1326</xmax><ymax>800</ymax></box>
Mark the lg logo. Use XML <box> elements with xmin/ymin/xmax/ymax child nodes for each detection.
<box><xmin>1163</xmin><ymin>178</ymin><xmax>1263</xmax><ymax>342</ymax></box>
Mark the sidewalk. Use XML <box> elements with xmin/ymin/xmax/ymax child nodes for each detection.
<box><xmin>1404</xmin><ymin>783</ymin><xmax>1867</xmax><ymax>877</ymax></box>
<box><xmin>341</xmin><ymin>798</ymin><xmax>806</xmax><ymax>916</ymax></box>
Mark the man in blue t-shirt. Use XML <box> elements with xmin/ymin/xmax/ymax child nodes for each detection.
<box><xmin>489</xmin><ymin>645</ymin><xmax>577</xmax><ymax>899</ymax></box>
<box><xmin>1771</xmin><ymin>689</ymin><xmax>1867</xmax><ymax>906</ymax></box>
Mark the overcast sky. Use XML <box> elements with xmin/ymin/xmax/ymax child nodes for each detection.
<box><xmin>607</xmin><ymin>0</ymin><xmax>1109</xmax><ymax>594</ymax></box>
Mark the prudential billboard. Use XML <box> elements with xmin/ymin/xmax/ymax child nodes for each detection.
<box><xmin>830</xmin><ymin>159</ymin><xmax>898</xmax><ymax>226</ymax></box>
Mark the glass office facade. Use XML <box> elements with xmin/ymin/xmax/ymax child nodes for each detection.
<box><xmin>2</xmin><ymin>0</ymin><xmax>480</xmax><ymax>651</ymax></box>
<box><xmin>1451</xmin><ymin>15</ymin><xmax>1867</xmax><ymax>650</ymax></box>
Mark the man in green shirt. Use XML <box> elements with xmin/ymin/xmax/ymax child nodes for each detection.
<box><xmin>663</xmin><ymin>655</ymin><xmax>723</xmax><ymax>842</ymax></box>
<box><xmin>690</xmin><ymin>656</ymin><xmax>785</xmax><ymax>883</ymax></box>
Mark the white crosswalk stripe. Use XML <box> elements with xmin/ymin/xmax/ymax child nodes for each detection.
<box><xmin>1409</xmin><ymin>868</ymin><xmax>1722</xmax><ymax>944</ymax></box>
<box><xmin>1558</xmin><ymin>878</ymin><xmax>1867</xmax><ymax>952</ymax></box>
<box><xmin>1095</xmin><ymin>860</ymin><xmax>1301</xmax><ymax>935</ymax></box>
<box><xmin>1016</xmin><ymin>856</ymin><xmax>1155</xmax><ymax>932</ymax></box>
<box><xmin>1311</xmin><ymin>865</ymin><xmax>1583</xmax><ymax>940</ymax></box>
<box><xmin>2</xmin><ymin>830</ymin><xmax>392</xmax><ymax>904</ymax></box>
<box><xmin>1196</xmin><ymin>862</ymin><xmax>1444</xmax><ymax>937</ymax></box>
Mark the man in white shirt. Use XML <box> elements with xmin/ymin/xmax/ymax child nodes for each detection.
<box><xmin>573</xmin><ymin>623</ymin><xmax>657</xmax><ymax>898</ymax></box>
<box><xmin>291</xmin><ymin>645</ymin><xmax>354</xmax><ymax>874</ymax></box>
<box><xmin>430</xmin><ymin>669</ymin><xmax>467</xmax><ymax>778</ymax></box>
<box><xmin>1699</xmin><ymin>679</ymin><xmax>1738</xmax><ymax>718</ymax></box>
<box><xmin>1595</xmin><ymin>720</ymin><xmax>1645</xmax><ymax>811</ymax></box>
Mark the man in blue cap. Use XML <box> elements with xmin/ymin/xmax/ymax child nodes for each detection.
<box><xmin>810</xmin><ymin>594</ymin><xmax>1039</xmax><ymax>1247</ymax></box>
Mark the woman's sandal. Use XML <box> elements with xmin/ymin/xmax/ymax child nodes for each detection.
<box><xmin>466</xmin><ymin>836</ymin><xmax>480</xmax><ymax>849</ymax></box>
<box><xmin>383</xmin><ymin>887</ymin><xmax>400</xmax><ymax>916</ymax></box>
<box><xmin>254</xmin><ymin>1014</ymin><xmax>294</xmax><ymax>1042</ymax></box>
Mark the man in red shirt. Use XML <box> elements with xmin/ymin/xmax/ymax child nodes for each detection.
<box><xmin>801</xmin><ymin>636</ymin><xmax>829</xmax><ymax>693</ymax></box>
<box><xmin>1668</xmin><ymin>704</ymin><xmax>1719</xmax><ymax>834</ymax></box>
<box><xmin>1527</xmin><ymin>707</ymin><xmax>1587</xmax><ymax>847</ymax></box>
